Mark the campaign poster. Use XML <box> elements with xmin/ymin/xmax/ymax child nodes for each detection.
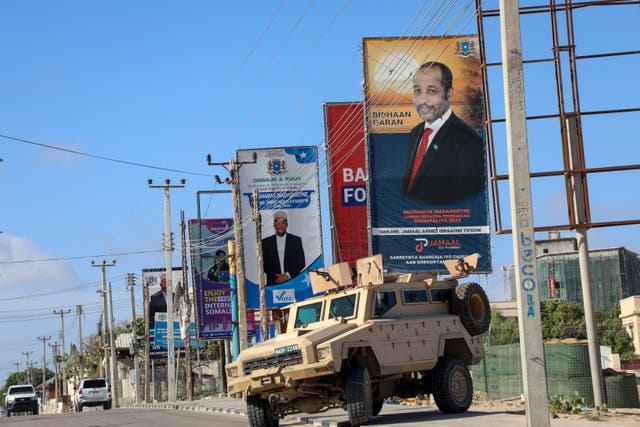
<box><xmin>363</xmin><ymin>36</ymin><xmax>491</xmax><ymax>273</ymax></box>
<box><xmin>237</xmin><ymin>147</ymin><xmax>323</xmax><ymax>308</ymax></box>
<box><xmin>323</xmin><ymin>102</ymin><xmax>368</xmax><ymax>267</ymax></box>
<box><xmin>142</xmin><ymin>267</ymin><xmax>184</xmax><ymax>337</ymax></box>
<box><xmin>188</xmin><ymin>218</ymin><xmax>235</xmax><ymax>339</ymax></box>
<box><xmin>153</xmin><ymin>315</ymin><xmax>205</xmax><ymax>349</ymax></box>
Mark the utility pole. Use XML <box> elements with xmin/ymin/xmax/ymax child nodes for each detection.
<box><xmin>22</xmin><ymin>351</ymin><xmax>33</xmax><ymax>384</ymax></box>
<box><xmin>97</xmin><ymin>316</ymin><xmax>104</xmax><ymax>377</ymax></box>
<box><xmin>207</xmin><ymin>153</ymin><xmax>256</xmax><ymax>352</ymax></box>
<box><xmin>566</xmin><ymin>116</ymin><xmax>605</xmax><ymax>408</ymax></box>
<box><xmin>252</xmin><ymin>190</ymin><xmax>268</xmax><ymax>341</ymax></box>
<box><xmin>148</xmin><ymin>178</ymin><xmax>185</xmax><ymax>402</ymax></box>
<box><xmin>107</xmin><ymin>282</ymin><xmax>119</xmax><ymax>407</ymax></box>
<box><xmin>92</xmin><ymin>260</ymin><xmax>116</xmax><ymax>382</ymax></box>
<box><xmin>37</xmin><ymin>336</ymin><xmax>51</xmax><ymax>406</ymax></box>
<box><xmin>53</xmin><ymin>308</ymin><xmax>71</xmax><ymax>400</ymax></box>
<box><xmin>127</xmin><ymin>273</ymin><xmax>141</xmax><ymax>404</ymax></box>
<box><xmin>143</xmin><ymin>277</ymin><xmax>151</xmax><ymax>403</ymax></box>
<box><xmin>180</xmin><ymin>210</ymin><xmax>194</xmax><ymax>401</ymax></box>
<box><xmin>76</xmin><ymin>305</ymin><xmax>84</xmax><ymax>381</ymax></box>
<box><xmin>13</xmin><ymin>362</ymin><xmax>21</xmax><ymax>374</ymax></box>
<box><xmin>49</xmin><ymin>342</ymin><xmax>60</xmax><ymax>403</ymax></box>
<box><xmin>500</xmin><ymin>1</ymin><xmax>549</xmax><ymax>426</ymax></box>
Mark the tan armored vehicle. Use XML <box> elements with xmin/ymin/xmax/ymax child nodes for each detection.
<box><xmin>226</xmin><ymin>255</ymin><xmax>490</xmax><ymax>427</ymax></box>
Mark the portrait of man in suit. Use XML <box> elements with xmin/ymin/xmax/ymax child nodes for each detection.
<box><xmin>401</xmin><ymin>61</ymin><xmax>486</xmax><ymax>205</ymax></box>
<box><xmin>148</xmin><ymin>273</ymin><xmax>167</xmax><ymax>330</ymax></box>
<box><xmin>261</xmin><ymin>210</ymin><xmax>305</xmax><ymax>286</ymax></box>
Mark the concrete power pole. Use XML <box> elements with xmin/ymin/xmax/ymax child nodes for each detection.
<box><xmin>143</xmin><ymin>277</ymin><xmax>151</xmax><ymax>403</ymax></box>
<box><xmin>252</xmin><ymin>190</ymin><xmax>268</xmax><ymax>341</ymax></box>
<box><xmin>148</xmin><ymin>178</ymin><xmax>185</xmax><ymax>402</ymax></box>
<box><xmin>37</xmin><ymin>335</ymin><xmax>51</xmax><ymax>406</ymax></box>
<box><xmin>49</xmin><ymin>342</ymin><xmax>60</xmax><ymax>403</ymax></box>
<box><xmin>566</xmin><ymin>116</ymin><xmax>605</xmax><ymax>408</ymax></box>
<box><xmin>76</xmin><ymin>305</ymin><xmax>84</xmax><ymax>380</ymax></box>
<box><xmin>207</xmin><ymin>153</ymin><xmax>256</xmax><ymax>352</ymax></box>
<box><xmin>92</xmin><ymin>260</ymin><xmax>116</xmax><ymax>383</ymax></box>
<box><xmin>499</xmin><ymin>1</ymin><xmax>549</xmax><ymax>426</ymax></box>
<box><xmin>127</xmin><ymin>273</ymin><xmax>141</xmax><ymax>404</ymax></box>
<box><xmin>180</xmin><ymin>210</ymin><xmax>194</xmax><ymax>401</ymax></box>
<box><xmin>53</xmin><ymin>308</ymin><xmax>71</xmax><ymax>401</ymax></box>
<box><xmin>107</xmin><ymin>282</ymin><xmax>119</xmax><ymax>407</ymax></box>
<box><xmin>22</xmin><ymin>351</ymin><xmax>33</xmax><ymax>384</ymax></box>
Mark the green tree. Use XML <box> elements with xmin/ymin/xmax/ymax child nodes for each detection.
<box><xmin>487</xmin><ymin>306</ymin><xmax>519</xmax><ymax>345</ymax></box>
<box><xmin>596</xmin><ymin>304</ymin><xmax>633</xmax><ymax>356</ymax></box>
<box><xmin>541</xmin><ymin>300</ymin><xmax>586</xmax><ymax>340</ymax></box>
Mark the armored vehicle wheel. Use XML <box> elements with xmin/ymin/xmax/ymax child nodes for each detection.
<box><xmin>103</xmin><ymin>401</ymin><xmax>112</xmax><ymax>410</ymax></box>
<box><xmin>372</xmin><ymin>398</ymin><xmax>384</xmax><ymax>416</ymax></box>
<box><xmin>432</xmin><ymin>357</ymin><xmax>473</xmax><ymax>414</ymax></box>
<box><xmin>452</xmin><ymin>282</ymin><xmax>490</xmax><ymax>335</ymax></box>
<box><xmin>247</xmin><ymin>394</ymin><xmax>279</xmax><ymax>427</ymax></box>
<box><xmin>32</xmin><ymin>406</ymin><xmax>39</xmax><ymax>415</ymax></box>
<box><xmin>76</xmin><ymin>403</ymin><xmax>83</xmax><ymax>412</ymax></box>
<box><xmin>346</xmin><ymin>366</ymin><xmax>373</xmax><ymax>426</ymax></box>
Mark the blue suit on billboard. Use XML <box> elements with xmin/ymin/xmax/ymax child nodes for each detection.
<box><xmin>401</xmin><ymin>112</ymin><xmax>486</xmax><ymax>206</ymax></box>
<box><xmin>262</xmin><ymin>233</ymin><xmax>305</xmax><ymax>286</ymax></box>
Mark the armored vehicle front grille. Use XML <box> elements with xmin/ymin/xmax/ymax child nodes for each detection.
<box><xmin>243</xmin><ymin>350</ymin><xmax>303</xmax><ymax>375</ymax></box>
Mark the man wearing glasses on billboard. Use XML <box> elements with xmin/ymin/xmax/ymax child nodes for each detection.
<box><xmin>401</xmin><ymin>61</ymin><xmax>486</xmax><ymax>205</ymax></box>
<box><xmin>262</xmin><ymin>210</ymin><xmax>305</xmax><ymax>286</ymax></box>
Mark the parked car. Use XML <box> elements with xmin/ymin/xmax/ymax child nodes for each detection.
<box><xmin>5</xmin><ymin>384</ymin><xmax>39</xmax><ymax>416</ymax></box>
<box><xmin>73</xmin><ymin>378</ymin><xmax>112</xmax><ymax>411</ymax></box>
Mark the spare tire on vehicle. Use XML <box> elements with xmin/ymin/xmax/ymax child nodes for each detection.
<box><xmin>451</xmin><ymin>282</ymin><xmax>490</xmax><ymax>336</ymax></box>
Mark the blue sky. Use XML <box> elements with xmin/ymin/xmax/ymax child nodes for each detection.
<box><xmin>0</xmin><ymin>1</ymin><xmax>638</xmax><ymax>385</ymax></box>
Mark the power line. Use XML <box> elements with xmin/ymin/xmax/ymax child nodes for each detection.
<box><xmin>0</xmin><ymin>133</ymin><xmax>213</xmax><ymax>177</ymax></box>
<box><xmin>0</xmin><ymin>249</ymin><xmax>163</xmax><ymax>265</ymax></box>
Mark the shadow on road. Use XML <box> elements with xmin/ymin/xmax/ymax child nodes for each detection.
<box><xmin>366</xmin><ymin>408</ymin><xmax>524</xmax><ymax>425</ymax></box>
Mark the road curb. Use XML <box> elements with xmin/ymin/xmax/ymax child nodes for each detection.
<box><xmin>127</xmin><ymin>402</ymin><xmax>348</xmax><ymax>426</ymax></box>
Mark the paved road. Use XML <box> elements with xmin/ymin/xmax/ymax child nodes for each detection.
<box><xmin>133</xmin><ymin>396</ymin><xmax>640</xmax><ymax>426</ymax></box>
<box><xmin>2</xmin><ymin>397</ymin><xmax>638</xmax><ymax>426</ymax></box>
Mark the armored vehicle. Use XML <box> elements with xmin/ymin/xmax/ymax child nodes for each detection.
<box><xmin>226</xmin><ymin>255</ymin><xmax>490</xmax><ymax>426</ymax></box>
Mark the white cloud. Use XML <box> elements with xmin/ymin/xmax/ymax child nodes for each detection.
<box><xmin>0</xmin><ymin>234</ymin><xmax>78</xmax><ymax>289</ymax></box>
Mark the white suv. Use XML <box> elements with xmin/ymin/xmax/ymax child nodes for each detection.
<box><xmin>5</xmin><ymin>384</ymin><xmax>39</xmax><ymax>416</ymax></box>
<box><xmin>74</xmin><ymin>378</ymin><xmax>112</xmax><ymax>411</ymax></box>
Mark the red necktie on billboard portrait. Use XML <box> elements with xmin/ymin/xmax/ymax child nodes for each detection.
<box><xmin>408</xmin><ymin>127</ymin><xmax>433</xmax><ymax>191</ymax></box>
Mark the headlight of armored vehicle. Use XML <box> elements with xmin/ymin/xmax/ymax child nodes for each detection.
<box><xmin>227</xmin><ymin>366</ymin><xmax>239</xmax><ymax>378</ymax></box>
<box><xmin>317</xmin><ymin>346</ymin><xmax>331</xmax><ymax>360</ymax></box>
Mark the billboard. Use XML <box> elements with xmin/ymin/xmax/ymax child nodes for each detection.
<box><xmin>188</xmin><ymin>218</ymin><xmax>235</xmax><ymax>339</ymax></box>
<box><xmin>153</xmin><ymin>315</ymin><xmax>205</xmax><ymax>349</ymax></box>
<box><xmin>237</xmin><ymin>147</ymin><xmax>323</xmax><ymax>308</ymax></box>
<box><xmin>323</xmin><ymin>102</ymin><xmax>368</xmax><ymax>266</ymax></box>
<box><xmin>363</xmin><ymin>36</ymin><xmax>491</xmax><ymax>273</ymax></box>
<box><xmin>142</xmin><ymin>267</ymin><xmax>184</xmax><ymax>336</ymax></box>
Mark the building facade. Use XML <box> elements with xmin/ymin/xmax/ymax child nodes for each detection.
<box><xmin>508</xmin><ymin>234</ymin><xmax>640</xmax><ymax>312</ymax></box>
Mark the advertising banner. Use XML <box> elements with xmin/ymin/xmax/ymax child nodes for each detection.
<box><xmin>363</xmin><ymin>36</ymin><xmax>491</xmax><ymax>273</ymax></box>
<box><xmin>188</xmin><ymin>218</ymin><xmax>236</xmax><ymax>339</ymax></box>
<box><xmin>153</xmin><ymin>315</ymin><xmax>205</xmax><ymax>349</ymax></box>
<box><xmin>237</xmin><ymin>147</ymin><xmax>323</xmax><ymax>308</ymax></box>
<box><xmin>142</xmin><ymin>267</ymin><xmax>184</xmax><ymax>337</ymax></box>
<box><xmin>323</xmin><ymin>102</ymin><xmax>368</xmax><ymax>267</ymax></box>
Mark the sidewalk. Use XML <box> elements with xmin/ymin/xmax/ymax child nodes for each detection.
<box><xmin>129</xmin><ymin>396</ymin><xmax>640</xmax><ymax>427</ymax></box>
